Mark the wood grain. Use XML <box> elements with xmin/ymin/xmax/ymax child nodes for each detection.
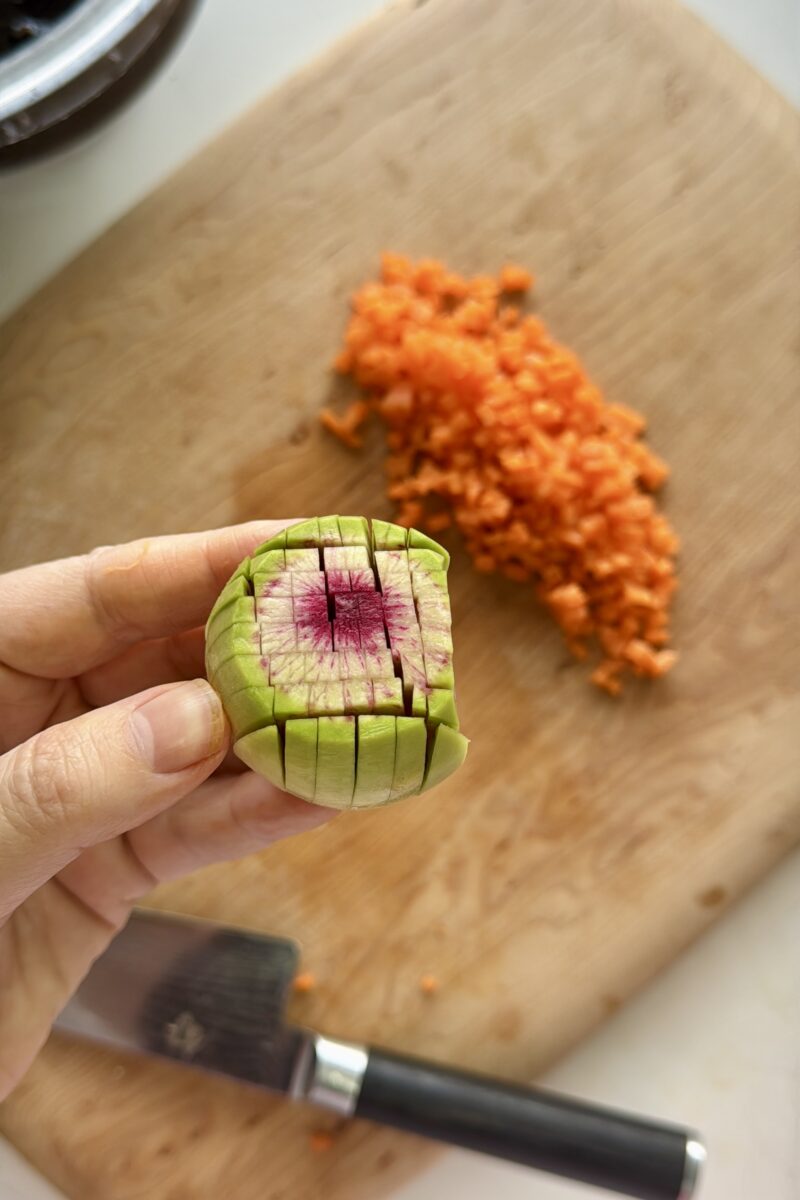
<box><xmin>1</xmin><ymin>0</ymin><xmax>799</xmax><ymax>1197</ymax></box>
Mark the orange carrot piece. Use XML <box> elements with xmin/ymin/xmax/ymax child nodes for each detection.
<box><xmin>319</xmin><ymin>409</ymin><xmax>363</xmax><ymax>450</ymax></box>
<box><xmin>499</xmin><ymin>263</ymin><xmax>533</xmax><ymax>292</ymax></box>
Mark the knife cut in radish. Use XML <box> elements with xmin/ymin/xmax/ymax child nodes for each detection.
<box><xmin>205</xmin><ymin>516</ymin><xmax>468</xmax><ymax>808</ymax></box>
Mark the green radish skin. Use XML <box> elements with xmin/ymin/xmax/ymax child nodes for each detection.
<box><xmin>408</xmin><ymin>527</ymin><xmax>451</xmax><ymax>569</ymax></box>
<box><xmin>352</xmin><ymin>715</ymin><xmax>396</xmax><ymax>808</ymax></box>
<box><xmin>284</xmin><ymin>718</ymin><xmax>318</xmax><ymax>801</ymax></box>
<box><xmin>285</xmin><ymin>518</ymin><xmax>321</xmax><ymax>547</ymax></box>
<box><xmin>426</xmin><ymin>688</ymin><xmax>459</xmax><ymax>730</ymax></box>
<box><xmin>235</xmin><ymin>725</ymin><xmax>285</xmax><ymax>789</ymax></box>
<box><xmin>390</xmin><ymin>717</ymin><xmax>428</xmax><ymax>801</ymax></box>
<box><xmin>422</xmin><ymin>724</ymin><xmax>470</xmax><ymax>792</ymax></box>
<box><xmin>314</xmin><ymin>716</ymin><xmax>357</xmax><ymax>806</ymax></box>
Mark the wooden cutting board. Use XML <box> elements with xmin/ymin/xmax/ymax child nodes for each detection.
<box><xmin>1</xmin><ymin>0</ymin><xmax>798</xmax><ymax>1196</ymax></box>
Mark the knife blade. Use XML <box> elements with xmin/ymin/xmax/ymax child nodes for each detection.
<box><xmin>56</xmin><ymin>908</ymin><xmax>704</xmax><ymax>1200</ymax></box>
<box><xmin>55</xmin><ymin>906</ymin><xmax>305</xmax><ymax>1093</ymax></box>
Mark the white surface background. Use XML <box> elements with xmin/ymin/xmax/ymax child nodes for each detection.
<box><xmin>0</xmin><ymin>1</ymin><xmax>798</xmax><ymax>1197</ymax></box>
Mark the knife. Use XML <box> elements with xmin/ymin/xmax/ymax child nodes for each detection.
<box><xmin>55</xmin><ymin>908</ymin><xmax>704</xmax><ymax>1200</ymax></box>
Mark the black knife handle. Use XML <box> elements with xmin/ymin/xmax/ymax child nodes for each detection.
<box><xmin>355</xmin><ymin>1048</ymin><xmax>703</xmax><ymax>1200</ymax></box>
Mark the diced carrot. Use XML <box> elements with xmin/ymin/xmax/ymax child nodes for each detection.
<box><xmin>499</xmin><ymin>263</ymin><xmax>534</xmax><ymax>292</ymax></box>
<box><xmin>309</xmin><ymin>1130</ymin><xmax>335</xmax><ymax>1153</ymax></box>
<box><xmin>419</xmin><ymin>974</ymin><xmax>440</xmax><ymax>996</ymax></box>
<box><xmin>319</xmin><ymin>409</ymin><xmax>363</xmax><ymax>450</ymax></box>
<box><xmin>322</xmin><ymin>254</ymin><xmax>678</xmax><ymax>691</ymax></box>
<box><xmin>293</xmin><ymin>971</ymin><xmax>316</xmax><ymax>994</ymax></box>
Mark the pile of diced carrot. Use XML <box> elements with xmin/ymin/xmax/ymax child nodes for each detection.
<box><xmin>321</xmin><ymin>254</ymin><xmax>678</xmax><ymax>693</ymax></box>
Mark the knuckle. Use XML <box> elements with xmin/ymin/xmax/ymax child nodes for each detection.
<box><xmin>85</xmin><ymin>540</ymin><xmax>152</xmax><ymax>640</ymax></box>
<box><xmin>84</xmin><ymin>546</ymin><xmax>126</xmax><ymax>634</ymax></box>
<box><xmin>1</xmin><ymin>726</ymin><xmax>101</xmax><ymax>835</ymax></box>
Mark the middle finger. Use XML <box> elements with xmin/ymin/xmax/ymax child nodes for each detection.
<box><xmin>81</xmin><ymin>630</ymin><xmax>251</xmax><ymax>774</ymax></box>
<box><xmin>79</xmin><ymin>627</ymin><xmax>207</xmax><ymax>707</ymax></box>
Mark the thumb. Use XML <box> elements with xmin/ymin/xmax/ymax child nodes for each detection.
<box><xmin>0</xmin><ymin>680</ymin><xmax>227</xmax><ymax>919</ymax></box>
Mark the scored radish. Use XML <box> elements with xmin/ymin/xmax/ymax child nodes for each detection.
<box><xmin>206</xmin><ymin>515</ymin><xmax>468</xmax><ymax>809</ymax></box>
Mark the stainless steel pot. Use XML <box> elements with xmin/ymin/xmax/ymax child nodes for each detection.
<box><xmin>0</xmin><ymin>0</ymin><xmax>199</xmax><ymax>158</ymax></box>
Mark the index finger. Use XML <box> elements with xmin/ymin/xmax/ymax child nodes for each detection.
<box><xmin>0</xmin><ymin>521</ymin><xmax>292</xmax><ymax>678</ymax></box>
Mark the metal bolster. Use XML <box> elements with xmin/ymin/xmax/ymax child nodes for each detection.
<box><xmin>290</xmin><ymin>1033</ymin><xmax>369</xmax><ymax>1116</ymax></box>
<box><xmin>679</xmin><ymin>1137</ymin><xmax>707</xmax><ymax>1200</ymax></box>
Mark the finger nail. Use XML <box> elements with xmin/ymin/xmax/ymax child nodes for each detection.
<box><xmin>130</xmin><ymin>680</ymin><xmax>226</xmax><ymax>773</ymax></box>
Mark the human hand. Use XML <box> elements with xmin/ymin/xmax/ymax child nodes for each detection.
<box><xmin>0</xmin><ymin>523</ymin><xmax>332</xmax><ymax>1099</ymax></box>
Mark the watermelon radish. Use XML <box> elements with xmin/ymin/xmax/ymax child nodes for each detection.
<box><xmin>205</xmin><ymin>516</ymin><xmax>468</xmax><ymax>809</ymax></box>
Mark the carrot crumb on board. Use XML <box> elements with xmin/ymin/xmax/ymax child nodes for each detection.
<box><xmin>323</xmin><ymin>253</ymin><xmax>679</xmax><ymax>692</ymax></box>
<box><xmin>309</xmin><ymin>1130</ymin><xmax>336</xmax><ymax>1153</ymax></box>
<box><xmin>319</xmin><ymin>400</ymin><xmax>369</xmax><ymax>450</ymax></box>
<box><xmin>419</xmin><ymin>974</ymin><xmax>440</xmax><ymax>996</ymax></box>
<box><xmin>293</xmin><ymin>971</ymin><xmax>317</xmax><ymax>994</ymax></box>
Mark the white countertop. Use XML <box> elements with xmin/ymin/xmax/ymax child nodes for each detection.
<box><xmin>1</xmin><ymin>2</ymin><xmax>798</xmax><ymax>1198</ymax></box>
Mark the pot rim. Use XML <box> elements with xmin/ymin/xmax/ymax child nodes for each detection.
<box><xmin>0</xmin><ymin>0</ymin><xmax>165</xmax><ymax>122</ymax></box>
